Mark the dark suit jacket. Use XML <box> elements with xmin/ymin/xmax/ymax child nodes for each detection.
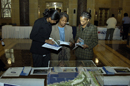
<box><xmin>75</xmin><ymin>23</ymin><xmax>98</xmax><ymax>60</ymax></box>
<box><xmin>30</xmin><ymin>17</ymin><xmax>52</xmax><ymax>55</ymax></box>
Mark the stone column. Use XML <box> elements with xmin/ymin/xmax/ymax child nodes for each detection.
<box><xmin>77</xmin><ymin>0</ymin><xmax>87</xmax><ymax>25</ymax></box>
<box><xmin>19</xmin><ymin>0</ymin><xmax>29</xmax><ymax>26</ymax></box>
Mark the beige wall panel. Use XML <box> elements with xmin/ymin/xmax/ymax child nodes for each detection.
<box><xmin>68</xmin><ymin>0</ymin><xmax>77</xmax><ymax>26</ymax></box>
<box><xmin>29</xmin><ymin>0</ymin><xmax>38</xmax><ymax>26</ymax></box>
<box><xmin>12</xmin><ymin>0</ymin><xmax>19</xmax><ymax>3</ymax></box>
<box><xmin>122</xmin><ymin>0</ymin><xmax>130</xmax><ymax>18</ymax></box>
<box><xmin>87</xmin><ymin>0</ymin><xmax>95</xmax><ymax>24</ymax></box>
<box><xmin>11</xmin><ymin>0</ymin><xmax>20</xmax><ymax>25</ymax></box>
<box><xmin>4</xmin><ymin>0</ymin><xmax>130</xmax><ymax>27</ymax></box>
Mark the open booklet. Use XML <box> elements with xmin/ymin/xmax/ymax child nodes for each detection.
<box><xmin>73</xmin><ymin>38</ymin><xmax>84</xmax><ymax>50</ymax></box>
<box><xmin>42</xmin><ymin>37</ymin><xmax>70</xmax><ymax>51</ymax></box>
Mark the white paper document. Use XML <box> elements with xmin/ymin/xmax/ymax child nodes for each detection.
<box><xmin>42</xmin><ymin>43</ymin><xmax>62</xmax><ymax>51</ymax></box>
<box><xmin>42</xmin><ymin>41</ymin><xmax>70</xmax><ymax>51</ymax></box>
<box><xmin>43</xmin><ymin>38</ymin><xmax>70</xmax><ymax>50</ymax></box>
<box><xmin>58</xmin><ymin>40</ymin><xmax>70</xmax><ymax>46</ymax></box>
<box><xmin>0</xmin><ymin>82</ymin><xmax>4</xmax><ymax>86</ymax></box>
<box><xmin>0</xmin><ymin>82</ymin><xmax>19</xmax><ymax>86</ymax></box>
<box><xmin>0</xmin><ymin>78</ymin><xmax>45</xmax><ymax>86</ymax></box>
<box><xmin>2</xmin><ymin>67</ymin><xmax>23</xmax><ymax>77</ymax></box>
<box><xmin>49</xmin><ymin>37</ymin><xmax>70</xmax><ymax>46</ymax></box>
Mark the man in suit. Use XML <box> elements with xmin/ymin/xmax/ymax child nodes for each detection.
<box><xmin>50</xmin><ymin>12</ymin><xmax>74</xmax><ymax>66</ymax></box>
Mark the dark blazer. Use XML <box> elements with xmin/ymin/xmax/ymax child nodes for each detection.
<box><xmin>30</xmin><ymin>17</ymin><xmax>52</xmax><ymax>55</ymax></box>
<box><xmin>75</xmin><ymin>23</ymin><xmax>98</xmax><ymax>60</ymax></box>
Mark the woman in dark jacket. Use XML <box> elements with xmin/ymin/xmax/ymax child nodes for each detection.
<box><xmin>30</xmin><ymin>9</ymin><xmax>60</xmax><ymax>67</ymax></box>
<box><xmin>75</xmin><ymin>12</ymin><xmax>98</xmax><ymax>60</ymax></box>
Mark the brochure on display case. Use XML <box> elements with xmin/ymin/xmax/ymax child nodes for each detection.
<box><xmin>112</xmin><ymin>67</ymin><xmax>130</xmax><ymax>74</ymax></box>
<box><xmin>20</xmin><ymin>66</ymin><xmax>32</xmax><ymax>76</ymax></box>
<box><xmin>102</xmin><ymin>66</ymin><xmax>116</xmax><ymax>75</ymax></box>
<box><xmin>2</xmin><ymin>67</ymin><xmax>32</xmax><ymax>77</ymax></box>
<box><xmin>0</xmin><ymin>78</ymin><xmax>45</xmax><ymax>86</ymax></box>
<box><xmin>102</xmin><ymin>66</ymin><xmax>130</xmax><ymax>75</ymax></box>
<box><xmin>30</xmin><ymin>67</ymin><xmax>50</xmax><ymax>75</ymax></box>
<box><xmin>2</xmin><ymin>67</ymin><xmax>23</xmax><ymax>77</ymax></box>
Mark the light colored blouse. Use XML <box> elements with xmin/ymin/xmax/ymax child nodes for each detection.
<box><xmin>58</xmin><ymin>26</ymin><xmax>65</xmax><ymax>41</ymax></box>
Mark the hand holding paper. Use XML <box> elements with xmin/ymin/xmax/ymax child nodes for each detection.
<box><xmin>42</xmin><ymin>38</ymin><xmax>70</xmax><ymax>51</ymax></box>
<box><xmin>45</xmin><ymin>39</ymin><xmax>54</xmax><ymax>45</ymax></box>
<box><xmin>49</xmin><ymin>37</ymin><xmax>60</xmax><ymax>45</ymax></box>
<box><xmin>82</xmin><ymin>44</ymin><xmax>89</xmax><ymax>49</ymax></box>
<box><xmin>73</xmin><ymin>38</ymin><xmax>85</xmax><ymax>50</ymax></box>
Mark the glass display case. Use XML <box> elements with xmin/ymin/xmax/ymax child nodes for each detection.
<box><xmin>47</xmin><ymin>60</ymin><xmax>104</xmax><ymax>86</ymax></box>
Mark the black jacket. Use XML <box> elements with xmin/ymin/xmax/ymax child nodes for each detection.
<box><xmin>30</xmin><ymin>17</ymin><xmax>52</xmax><ymax>55</ymax></box>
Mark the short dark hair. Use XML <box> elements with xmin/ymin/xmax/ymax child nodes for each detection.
<box><xmin>43</xmin><ymin>9</ymin><xmax>60</xmax><ymax>20</ymax></box>
<box><xmin>80</xmin><ymin>11</ymin><xmax>91</xmax><ymax>19</ymax></box>
<box><xmin>124</xmin><ymin>13</ymin><xmax>128</xmax><ymax>17</ymax></box>
<box><xmin>59</xmin><ymin>12</ymin><xmax>69</xmax><ymax>22</ymax></box>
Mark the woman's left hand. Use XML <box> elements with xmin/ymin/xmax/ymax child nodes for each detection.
<box><xmin>82</xmin><ymin>44</ymin><xmax>89</xmax><ymax>49</ymax></box>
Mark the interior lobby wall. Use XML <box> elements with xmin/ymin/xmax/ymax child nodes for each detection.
<box><xmin>122</xmin><ymin>0</ymin><xmax>130</xmax><ymax>17</ymax></box>
<box><xmin>38</xmin><ymin>0</ymin><xmax>69</xmax><ymax>18</ymax></box>
<box><xmin>94</xmin><ymin>0</ymin><xmax>130</xmax><ymax>26</ymax></box>
<box><xmin>29</xmin><ymin>0</ymin><xmax>39</xmax><ymax>26</ymax></box>
<box><xmin>4</xmin><ymin>0</ymin><xmax>69</xmax><ymax>26</ymax></box>
<box><xmin>68</xmin><ymin>0</ymin><xmax>77</xmax><ymax>26</ymax></box>
<box><xmin>11</xmin><ymin>0</ymin><xmax>20</xmax><ymax>25</ymax></box>
<box><xmin>1</xmin><ymin>0</ymin><xmax>130</xmax><ymax>26</ymax></box>
<box><xmin>9</xmin><ymin>0</ymin><xmax>39</xmax><ymax>26</ymax></box>
<box><xmin>87</xmin><ymin>0</ymin><xmax>95</xmax><ymax>25</ymax></box>
<box><xmin>12</xmin><ymin>0</ymin><xmax>39</xmax><ymax>26</ymax></box>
